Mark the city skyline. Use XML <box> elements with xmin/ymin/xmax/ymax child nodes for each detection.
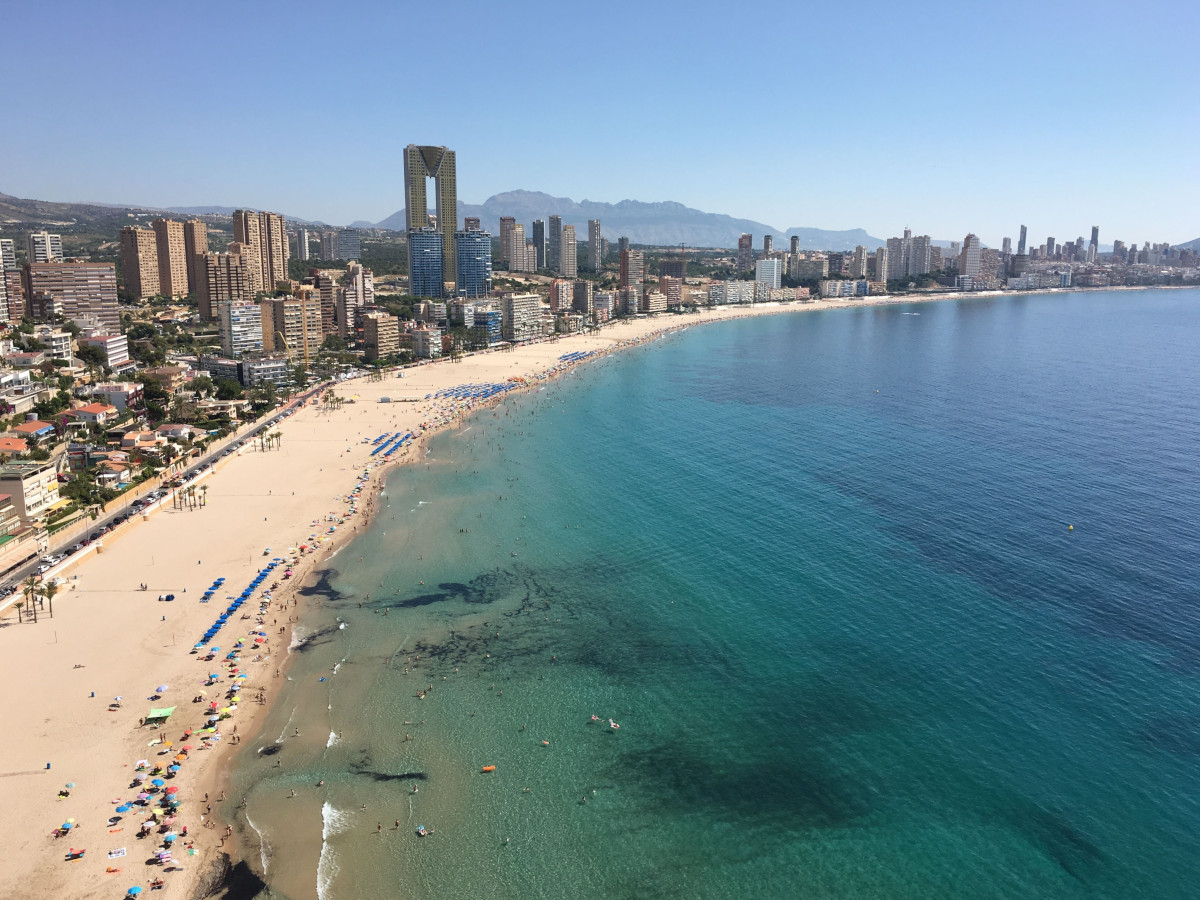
<box><xmin>1</xmin><ymin>1</ymin><xmax>1197</xmax><ymax>246</ymax></box>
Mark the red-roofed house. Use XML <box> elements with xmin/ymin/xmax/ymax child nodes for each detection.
<box><xmin>0</xmin><ymin>437</ymin><xmax>28</xmax><ymax>455</ymax></box>
<box><xmin>10</xmin><ymin>420</ymin><xmax>56</xmax><ymax>440</ymax></box>
<box><xmin>68</xmin><ymin>402</ymin><xmax>119</xmax><ymax>425</ymax></box>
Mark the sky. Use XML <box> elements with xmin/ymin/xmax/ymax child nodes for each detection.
<box><xmin>2</xmin><ymin>0</ymin><xmax>1197</xmax><ymax>246</ymax></box>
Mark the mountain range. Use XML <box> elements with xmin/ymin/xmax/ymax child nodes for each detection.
<box><xmin>372</xmin><ymin>190</ymin><xmax>885</xmax><ymax>251</ymax></box>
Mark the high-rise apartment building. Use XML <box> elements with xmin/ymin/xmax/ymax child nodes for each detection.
<box><xmin>790</xmin><ymin>236</ymin><xmax>800</xmax><ymax>254</ymax></box>
<box><xmin>547</xmin><ymin>215</ymin><xmax>563</xmax><ymax>273</ymax></box>
<box><xmin>337</xmin><ymin>229</ymin><xmax>361</xmax><ymax>261</ymax></box>
<box><xmin>261</xmin><ymin>295</ymin><xmax>321</xmax><ymax>360</ymax></box>
<box><xmin>119</xmin><ymin>226</ymin><xmax>161</xmax><ymax>298</ymax></box>
<box><xmin>755</xmin><ymin>258</ymin><xmax>782</xmax><ymax>290</ymax></box>
<box><xmin>1017</xmin><ymin>225</ymin><xmax>1027</xmax><ymax>256</ymax></box>
<box><xmin>361</xmin><ymin>312</ymin><xmax>400</xmax><ymax>361</ymax></box>
<box><xmin>499</xmin><ymin>217</ymin><xmax>516</xmax><ymax>267</ymax></box>
<box><xmin>408</xmin><ymin>228</ymin><xmax>445</xmax><ymax>298</ymax></box>
<box><xmin>501</xmin><ymin>293</ymin><xmax>542</xmax><ymax>343</ymax></box>
<box><xmin>464</xmin><ymin>217</ymin><xmax>481</xmax><ymax>232</ymax></box>
<box><xmin>22</xmin><ymin>261</ymin><xmax>120</xmax><ymax>332</ymax></box>
<box><xmin>874</xmin><ymin>247</ymin><xmax>889</xmax><ymax>283</ymax></box>
<box><xmin>573</xmin><ymin>279</ymin><xmax>594</xmax><ymax>315</ymax></box>
<box><xmin>218</xmin><ymin>300</ymin><xmax>264</xmax><ymax>357</ymax></box>
<box><xmin>885</xmin><ymin>230</ymin><xmax>933</xmax><ymax>279</ymax></box>
<box><xmin>233</xmin><ymin>210</ymin><xmax>290</xmax><ymax>293</ymax></box>
<box><xmin>850</xmin><ymin>245</ymin><xmax>868</xmax><ymax>278</ymax></box>
<box><xmin>737</xmin><ymin>234</ymin><xmax>753</xmax><ymax>271</ymax></box>
<box><xmin>1089</xmin><ymin>225</ymin><xmax>1099</xmax><ymax>263</ymax></box>
<box><xmin>763</xmin><ymin>235</ymin><xmax>773</xmax><ymax>255</ymax></box>
<box><xmin>337</xmin><ymin>262</ymin><xmax>374</xmax><ymax>338</ymax></box>
<box><xmin>1046</xmin><ymin>236</ymin><xmax>1056</xmax><ymax>257</ymax></box>
<box><xmin>197</xmin><ymin>251</ymin><xmax>251</xmax><ymax>322</ymax></box>
<box><xmin>560</xmin><ymin>225</ymin><xmax>577</xmax><ymax>279</ymax></box>
<box><xmin>959</xmin><ymin>234</ymin><xmax>981</xmax><ymax>277</ymax></box>
<box><xmin>619</xmin><ymin>249</ymin><xmax>644</xmax><ymax>295</ymax></box>
<box><xmin>588</xmin><ymin>219</ymin><xmax>602</xmax><ymax>272</ymax></box>
<box><xmin>617</xmin><ymin>236</ymin><xmax>630</xmax><ymax>255</ymax></box>
<box><xmin>26</xmin><ymin>231</ymin><xmax>63</xmax><ymax>264</ymax></box>
<box><xmin>403</xmin><ymin>145</ymin><xmax>457</xmax><ymax>285</ymax></box>
<box><xmin>183</xmin><ymin>220</ymin><xmax>208</xmax><ymax>295</ymax></box>
<box><xmin>0</xmin><ymin>239</ymin><xmax>16</xmax><ymax>271</ymax></box>
<box><xmin>532</xmin><ymin>220</ymin><xmax>546</xmax><ymax>269</ymax></box>
<box><xmin>321</xmin><ymin>231</ymin><xmax>338</xmax><ymax>260</ymax></box>
<box><xmin>1001</xmin><ymin>237</ymin><xmax>1012</xmax><ymax>255</ymax></box>
<box><xmin>456</xmin><ymin>230</ymin><xmax>493</xmax><ymax>296</ymax></box>
<box><xmin>151</xmin><ymin>219</ymin><xmax>189</xmax><ymax>297</ymax></box>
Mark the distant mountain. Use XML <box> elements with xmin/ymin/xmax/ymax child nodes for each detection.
<box><xmin>0</xmin><ymin>191</ymin><xmax>154</xmax><ymax>227</ymax></box>
<box><xmin>166</xmin><ymin>206</ymin><xmax>329</xmax><ymax>227</ymax></box>
<box><xmin>375</xmin><ymin>190</ymin><xmax>885</xmax><ymax>250</ymax></box>
<box><xmin>1175</xmin><ymin>237</ymin><xmax>1200</xmax><ymax>252</ymax></box>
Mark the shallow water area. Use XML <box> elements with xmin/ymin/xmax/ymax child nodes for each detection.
<box><xmin>228</xmin><ymin>289</ymin><xmax>1200</xmax><ymax>899</ymax></box>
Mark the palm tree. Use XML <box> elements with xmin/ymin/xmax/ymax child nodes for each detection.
<box><xmin>41</xmin><ymin>578</ymin><xmax>59</xmax><ymax>617</ymax></box>
<box><xmin>199</xmin><ymin>485</ymin><xmax>208</xmax><ymax>508</ymax></box>
<box><xmin>22</xmin><ymin>576</ymin><xmax>39</xmax><ymax>624</ymax></box>
<box><xmin>271</xmin><ymin>431</ymin><xmax>282</xmax><ymax>450</ymax></box>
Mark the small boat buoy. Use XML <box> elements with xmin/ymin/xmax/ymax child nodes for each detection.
<box><xmin>481</xmin><ymin>765</ymin><xmax>496</xmax><ymax>773</ymax></box>
<box><xmin>1068</xmin><ymin>525</ymin><xmax>1074</xmax><ymax>531</ymax></box>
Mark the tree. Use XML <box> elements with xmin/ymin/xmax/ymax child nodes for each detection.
<box><xmin>22</xmin><ymin>576</ymin><xmax>39</xmax><ymax>624</ymax></box>
<box><xmin>271</xmin><ymin>431</ymin><xmax>282</xmax><ymax>450</ymax></box>
<box><xmin>41</xmin><ymin>578</ymin><xmax>59</xmax><ymax>617</ymax></box>
<box><xmin>191</xmin><ymin>375</ymin><xmax>215</xmax><ymax>398</ymax></box>
<box><xmin>322</xmin><ymin>334</ymin><xmax>347</xmax><ymax>352</ymax></box>
<box><xmin>215</xmin><ymin>378</ymin><xmax>243</xmax><ymax>401</ymax></box>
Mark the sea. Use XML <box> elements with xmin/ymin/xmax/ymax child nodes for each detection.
<box><xmin>226</xmin><ymin>288</ymin><xmax>1200</xmax><ymax>899</ymax></box>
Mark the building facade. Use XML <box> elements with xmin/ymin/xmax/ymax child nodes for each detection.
<box><xmin>151</xmin><ymin>219</ymin><xmax>189</xmax><ymax>297</ymax></box>
<box><xmin>120</xmin><ymin>226</ymin><xmax>160</xmax><ymax>298</ymax></box>
<box><xmin>218</xmin><ymin>300</ymin><xmax>265</xmax><ymax>357</ymax></box>
<box><xmin>588</xmin><ymin>219</ymin><xmax>602</xmax><ymax>272</ymax></box>
<box><xmin>560</xmin><ymin>225</ymin><xmax>577</xmax><ymax>278</ymax></box>
<box><xmin>455</xmin><ymin>230</ymin><xmax>493</xmax><ymax>297</ymax></box>
<box><xmin>408</xmin><ymin>228</ymin><xmax>445</xmax><ymax>298</ymax></box>
<box><xmin>403</xmin><ymin>145</ymin><xmax>457</xmax><ymax>284</ymax></box>
<box><xmin>23</xmin><ymin>261</ymin><xmax>120</xmax><ymax>332</ymax></box>
<box><xmin>183</xmin><ymin>219</ymin><xmax>208</xmax><ymax>295</ymax></box>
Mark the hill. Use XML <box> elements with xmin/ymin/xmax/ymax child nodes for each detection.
<box><xmin>375</xmin><ymin>190</ymin><xmax>885</xmax><ymax>250</ymax></box>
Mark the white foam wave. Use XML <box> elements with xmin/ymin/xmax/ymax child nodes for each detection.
<box><xmin>245</xmin><ymin>814</ymin><xmax>271</xmax><ymax>874</ymax></box>
<box><xmin>276</xmin><ymin>705</ymin><xmax>298</xmax><ymax>744</ymax></box>
<box><xmin>288</xmin><ymin>626</ymin><xmax>309</xmax><ymax>653</ymax></box>
<box><xmin>326</xmin><ymin>730</ymin><xmax>339</xmax><ymax>748</ymax></box>
<box><xmin>317</xmin><ymin>802</ymin><xmax>349</xmax><ymax>900</ymax></box>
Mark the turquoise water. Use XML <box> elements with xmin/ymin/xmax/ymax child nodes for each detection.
<box><xmin>232</xmin><ymin>289</ymin><xmax>1200</xmax><ymax>899</ymax></box>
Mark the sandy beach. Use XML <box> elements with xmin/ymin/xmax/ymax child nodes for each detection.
<box><xmin>0</xmin><ymin>289</ymin><xmax>1080</xmax><ymax>898</ymax></box>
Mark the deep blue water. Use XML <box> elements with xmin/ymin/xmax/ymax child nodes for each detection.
<box><xmin>236</xmin><ymin>289</ymin><xmax>1200</xmax><ymax>899</ymax></box>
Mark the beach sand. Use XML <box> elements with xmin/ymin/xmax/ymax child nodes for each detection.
<box><xmin>0</xmin><ymin>296</ymin><xmax>963</xmax><ymax>899</ymax></box>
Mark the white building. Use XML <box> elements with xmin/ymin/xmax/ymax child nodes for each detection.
<box><xmin>26</xmin><ymin>231</ymin><xmax>63</xmax><ymax>263</ymax></box>
<box><xmin>501</xmin><ymin>292</ymin><xmax>542</xmax><ymax>342</ymax></box>
<box><xmin>218</xmin><ymin>300</ymin><xmax>264</xmax><ymax>357</ymax></box>
<box><xmin>755</xmin><ymin>258</ymin><xmax>782</xmax><ymax>290</ymax></box>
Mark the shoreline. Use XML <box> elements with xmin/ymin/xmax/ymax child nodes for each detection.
<box><xmin>0</xmin><ymin>285</ymin><xmax>1187</xmax><ymax>900</ymax></box>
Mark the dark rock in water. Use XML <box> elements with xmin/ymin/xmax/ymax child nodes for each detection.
<box><xmin>191</xmin><ymin>853</ymin><xmax>267</xmax><ymax>899</ymax></box>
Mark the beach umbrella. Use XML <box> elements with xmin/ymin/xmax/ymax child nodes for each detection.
<box><xmin>151</xmin><ymin>778</ymin><xmax>165</xmax><ymax>787</ymax></box>
<box><xmin>134</xmin><ymin>773</ymin><xmax>147</xmax><ymax>782</ymax></box>
<box><xmin>61</xmin><ymin>822</ymin><xmax>72</xmax><ymax>830</ymax></box>
<box><xmin>164</xmin><ymin>833</ymin><xmax>177</xmax><ymax>842</ymax></box>
<box><xmin>156</xmin><ymin>685</ymin><xmax>169</xmax><ymax>693</ymax></box>
<box><xmin>65</xmin><ymin>782</ymin><xmax>76</xmax><ymax>788</ymax></box>
<box><xmin>168</xmin><ymin>765</ymin><xmax>181</xmax><ymax>772</ymax></box>
<box><xmin>181</xmin><ymin>745</ymin><xmax>193</xmax><ymax>751</ymax></box>
<box><xmin>127</xmin><ymin>887</ymin><xmax>143</xmax><ymax>896</ymax></box>
<box><xmin>116</xmin><ymin>804</ymin><xmax>132</xmax><ymax>813</ymax></box>
<box><xmin>165</xmin><ymin>786</ymin><xmax>178</xmax><ymax>793</ymax></box>
<box><xmin>138</xmin><ymin>793</ymin><xmax>150</xmax><ymax>800</ymax></box>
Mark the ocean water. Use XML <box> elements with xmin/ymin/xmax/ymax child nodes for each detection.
<box><xmin>230</xmin><ymin>289</ymin><xmax>1200</xmax><ymax>899</ymax></box>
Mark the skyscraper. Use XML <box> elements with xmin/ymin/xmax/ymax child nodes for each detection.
<box><xmin>337</xmin><ymin>230</ymin><xmax>361</xmax><ymax>261</ymax></box>
<box><xmin>120</xmin><ymin>226</ymin><xmax>160</xmax><ymax>298</ymax></box>
<box><xmin>619</xmin><ymin>249</ymin><xmax>644</xmax><ymax>295</ymax></box>
<box><xmin>532</xmin><ymin>220</ymin><xmax>546</xmax><ymax>269</ymax></box>
<box><xmin>547</xmin><ymin>215</ymin><xmax>563</xmax><ymax>273</ymax></box>
<box><xmin>617</xmin><ymin>236</ymin><xmax>630</xmax><ymax>255</ymax></box>
<box><xmin>875</xmin><ymin>247</ymin><xmax>889</xmax><ymax>283</ymax></box>
<box><xmin>408</xmin><ymin>228</ymin><xmax>445</xmax><ymax>298</ymax></box>
<box><xmin>403</xmin><ymin>145</ymin><xmax>457</xmax><ymax>284</ymax></box>
<box><xmin>184</xmin><ymin>220</ymin><xmax>208</xmax><ymax>295</ymax></box>
<box><xmin>197</xmin><ymin>251</ymin><xmax>250</xmax><ymax>322</ymax></box>
<box><xmin>1017</xmin><ymin>225</ymin><xmax>1027</xmax><ymax>256</ymax></box>
<box><xmin>294</xmin><ymin>228</ymin><xmax>310</xmax><ymax>262</ymax></box>
<box><xmin>850</xmin><ymin>245</ymin><xmax>868</xmax><ymax>278</ymax></box>
<box><xmin>499</xmin><ymin>217</ymin><xmax>516</xmax><ymax>267</ymax></box>
<box><xmin>464</xmin><ymin>217</ymin><xmax>481</xmax><ymax>232</ymax></box>
<box><xmin>1001</xmin><ymin>237</ymin><xmax>1012</xmax><ymax>255</ymax></box>
<box><xmin>588</xmin><ymin>219</ymin><xmax>602</xmax><ymax>272</ymax></box>
<box><xmin>151</xmin><ymin>219</ymin><xmax>189</xmax><ymax>297</ymax></box>
<box><xmin>737</xmin><ymin>234</ymin><xmax>753</xmax><ymax>271</ymax></box>
<box><xmin>455</xmin><ymin>229</ymin><xmax>493</xmax><ymax>297</ymax></box>
<box><xmin>0</xmin><ymin>239</ymin><xmax>15</xmax><ymax>271</ymax></box>
<box><xmin>26</xmin><ymin>231</ymin><xmax>63</xmax><ymax>264</ymax></box>
<box><xmin>763</xmin><ymin>235</ymin><xmax>773</xmax><ymax>255</ymax></box>
<box><xmin>560</xmin><ymin>225</ymin><xmax>577</xmax><ymax>278</ymax></box>
<box><xmin>1046</xmin><ymin>237</ymin><xmax>1056</xmax><ymax>257</ymax></box>
<box><xmin>1089</xmin><ymin>225</ymin><xmax>1099</xmax><ymax>263</ymax></box>
<box><xmin>790</xmin><ymin>236</ymin><xmax>800</xmax><ymax>254</ymax></box>
<box><xmin>959</xmin><ymin>234</ymin><xmax>981</xmax><ymax>277</ymax></box>
<box><xmin>218</xmin><ymin>299</ymin><xmax>264</xmax><ymax>357</ymax></box>
<box><xmin>233</xmin><ymin>210</ymin><xmax>289</xmax><ymax>292</ymax></box>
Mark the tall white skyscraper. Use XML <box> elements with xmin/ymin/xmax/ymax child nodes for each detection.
<box><xmin>0</xmin><ymin>239</ymin><xmax>15</xmax><ymax>270</ymax></box>
<box><xmin>588</xmin><ymin>219</ymin><xmax>602</xmax><ymax>272</ymax></box>
<box><xmin>755</xmin><ymin>257</ymin><xmax>781</xmax><ymax>289</ymax></box>
<box><xmin>560</xmin><ymin>225</ymin><xmax>577</xmax><ymax>278</ymax></box>
<box><xmin>851</xmin><ymin>245</ymin><xmax>868</xmax><ymax>278</ymax></box>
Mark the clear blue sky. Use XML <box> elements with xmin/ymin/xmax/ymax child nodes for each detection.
<box><xmin>3</xmin><ymin>0</ymin><xmax>1197</xmax><ymax>246</ymax></box>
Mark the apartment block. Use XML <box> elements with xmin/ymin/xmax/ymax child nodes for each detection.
<box><xmin>23</xmin><ymin>261</ymin><xmax>120</xmax><ymax>332</ymax></box>
<box><xmin>183</xmin><ymin>219</ymin><xmax>208</xmax><ymax>295</ymax></box>
<box><xmin>152</xmin><ymin>219</ymin><xmax>189</xmax><ymax>297</ymax></box>
<box><xmin>197</xmin><ymin>252</ymin><xmax>250</xmax><ymax>322</ymax></box>
<box><xmin>361</xmin><ymin>312</ymin><xmax>400</xmax><ymax>361</ymax></box>
<box><xmin>120</xmin><ymin>226</ymin><xmax>161</xmax><ymax>298</ymax></box>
